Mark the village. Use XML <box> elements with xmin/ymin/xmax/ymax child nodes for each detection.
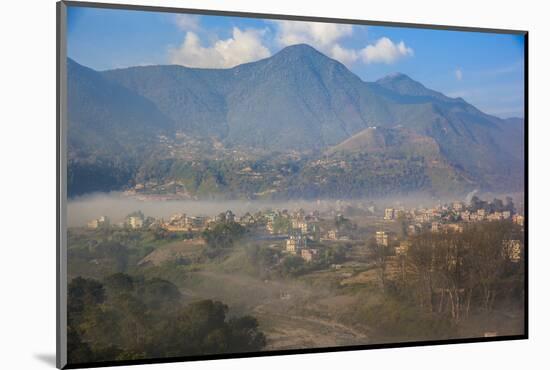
<box><xmin>86</xmin><ymin>196</ymin><xmax>525</xmax><ymax>265</ymax></box>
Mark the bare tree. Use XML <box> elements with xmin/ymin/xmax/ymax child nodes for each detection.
<box><xmin>407</xmin><ymin>233</ymin><xmax>437</xmax><ymax>313</ymax></box>
<box><xmin>367</xmin><ymin>237</ymin><xmax>389</xmax><ymax>292</ymax></box>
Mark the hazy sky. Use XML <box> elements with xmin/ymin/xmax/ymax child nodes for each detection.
<box><xmin>67</xmin><ymin>5</ymin><xmax>525</xmax><ymax>118</ymax></box>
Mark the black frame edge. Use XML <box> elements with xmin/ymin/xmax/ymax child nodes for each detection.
<box><xmin>61</xmin><ymin>0</ymin><xmax>528</xmax><ymax>35</ymax></box>
<box><xmin>523</xmin><ymin>32</ymin><xmax>529</xmax><ymax>339</ymax></box>
<box><xmin>57</xmin><ymin>1</ymin><xmax>68</xmax><ymax>369</ymax></box>
<box><xmin>64</xmin><ymin>334</ymin><xmax>528</xmax><ymax>369</ymax></box>
<box><xmin>56</xmin><ymin>2</ymin><xmax>61</xmax><ymax>368</ymax></box>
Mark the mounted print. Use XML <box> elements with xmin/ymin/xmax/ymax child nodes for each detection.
<box><xmin>57</xmin><ymin>1</ymin><xmax>528</xmax><ymax>368</ymax></box>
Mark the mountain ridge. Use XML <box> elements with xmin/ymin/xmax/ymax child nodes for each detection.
<box><xmin>66</xmin><ymin>44</ymin><xmax>524</xmax><ymax>197</ymax></box>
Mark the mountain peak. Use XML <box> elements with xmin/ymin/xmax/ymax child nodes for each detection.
<box><xmin>277</xmin><ymin>43</ymin><xmax>324</xmax><ymax>56</ymax></box>
<box><xmin>375</xmin><ymin>72</ymin><xmax>447</xmax><ymax>99</ymax></box>
<box><xmin>376</xmin><ymin>72</ymin><xmax>421</xmax><ymax>87</ymax></box>
<box><xmin>378</xmin><ymin>72</ymin><xmax>411</xmax><ymax>81</ymax></box>
<box><xmin>269</xmin><ymin>43</ymin><xmax>337</xmax><ymax>66</ymax></box>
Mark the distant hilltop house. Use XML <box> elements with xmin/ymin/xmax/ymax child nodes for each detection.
<box><xmin>87</xmin><ymin>216</ymin><xmax>109</xmax><ymax>229</ymax></box>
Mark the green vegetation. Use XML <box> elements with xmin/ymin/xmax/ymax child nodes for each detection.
<box><xmin>271</xmin><ymin>215</ymin><xmax>292</xmax><ymax>234</ymax></box>
<box><xmin>67</xmin><ymin>228</ymin><xmax>193</xmax><ymax>280</ymax></box>
<box><xmin>67</xmin><ymin>274</ymin><xmax>266</xmax><ymax>364</ymax></box>
<box><xmin>202</xmin><ymin>220</ymin><xmax>246</xmax><ymax>259</ymax></box>
<box><xmin>67</xmin><ymin>216</ymin><xmax>524</xmax><ymax>361</ymax></box>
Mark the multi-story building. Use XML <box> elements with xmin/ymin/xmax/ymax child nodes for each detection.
<box><xmin>286</xmin><ymin>233</ymin><xmax>307</xmax><ymax>254</ymax></box>
<box><xmin>128</xmin><ymin>216</ymin><xmax>144</xmax><ymax>229</ymax></box>
<box><xmin>375</xmin><ymin>231</ymin><xmax>389</xmax><ymax>247</ymax></box>
<box><xmin>87</xmin><ymin>216</ymin><xmax>110</xmax><ymax>229</ymax></box>
<box><xmin>292</xmin><ymin>219</ymin><xmax>309</xmax><ymax>234</ymax></box>
<box><xmin>384</xmin><ymin>208</ymin><xmax>395</xmax><ymax>221</ymax></box>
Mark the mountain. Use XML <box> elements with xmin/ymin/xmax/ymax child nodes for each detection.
<box><xmin>67</xmin><ymin>58</ymin><xmax>174</xmax><ymax>158</ymax></box>
<box><xmin>67</xmin><ymin>44</ymin><xmax>524</xmax><ymax>197</ymax></box>
<box><xmin>325</xmin><ymin>126</ymin><xmax>474</xmax><ymax>195</ymax></box>
<box><xmin>103</xmin><ymin>44</ymin><xmax>389</xmax><ymax>149</ymax></box>
<box><xmin>327</xmin><ymin>126</ymin><xmax>441</xmax><ymax>157</ymax></box>
<box><xmin>66</xmin><ymin>58</ymin><xmax>175</xmax><ymax>196</ymax></box>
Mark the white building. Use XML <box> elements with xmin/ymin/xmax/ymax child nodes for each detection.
<box><xmin>375</xmin><ymin>231</ymin><xmax>389</xmax><ymax>247</ymax></box>
<box><xmin>128</xmin><ymin>216</ymin><xmax>144</xmax><ymax>229</ymax></box>
<box><xmin>286</xmin><ymin>234</ymin><xmax>307</xmax><ymax>254</ymax></box>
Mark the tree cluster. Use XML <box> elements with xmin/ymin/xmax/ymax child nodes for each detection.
<box><xmin>67</xmin><ymin>273</ymin><xmax>266</xmax><ymax>365</ymax></box>
<box><xmin>405</xmin><ymin>221</ymin><xmax>524</xmax><ymax>323</ymax></box>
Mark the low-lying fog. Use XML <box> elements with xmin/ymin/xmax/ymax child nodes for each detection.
<box><xmin>67</xmin><ymin>191</ymin><xmax>524</xmax><ymax>227</ymax></box>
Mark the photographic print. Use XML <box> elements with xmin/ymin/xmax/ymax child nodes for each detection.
<box><xmin>57</xmin><ymin>1</ymin><xmax>527</xmax><ymax>368</ymax></box>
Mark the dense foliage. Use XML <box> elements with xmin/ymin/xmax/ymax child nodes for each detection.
<box><xmin>67</xmin><ymin>274</ymin><xmax>266</xmax><ymax>364</ymax></box>
<box><xmin>202</xmin><ymin>220</ymin><xmax>246</xmax><ymax>258</ymax></box>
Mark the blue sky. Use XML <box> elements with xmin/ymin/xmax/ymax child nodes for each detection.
<box><xmin>67</xmin><ymin>6</ymin><xmax>525</xmax><ymax>118</ymax></box>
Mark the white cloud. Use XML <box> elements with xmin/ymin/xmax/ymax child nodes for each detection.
<box><xmin>330</xmin><ymin>44</ymin><xmax>359</xmax><ymax>65</ymax></box>
<box><xmin>173</xmin><ymin>14</ymin><xmax>201</xmax><ymax>32</ymax></box>
<box><xmin>273</xmin><ymin>20</ymin><xmax>359</xmax><ymax>66</ymax></box>
<box><xmin>272</xmin><ymin>21</ymin><xmax>413</xmax><ymax>67</ymax></box>
<box><xmin>360</xmin><ymin>37</ymin><xmax>414</xmax><ymax>64</ymax></box>
<box><xmin>168</xmin><ymin>18</ymin><xmax>413</xmax><ymax>69</ymax></box>
<box><xmin>169</xmin><ymin>28</ymin><xmax>271</xmax><ymax>68</ymax></box>
<box><xmin>275</xmin><ymin>20</ymin><xmax>353</xmax><ymax>49</ymax></box>
<box><xmin>455</xmin><ymin>68</ymin><xmax>463</xmax><ymax>81</ymax></box>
